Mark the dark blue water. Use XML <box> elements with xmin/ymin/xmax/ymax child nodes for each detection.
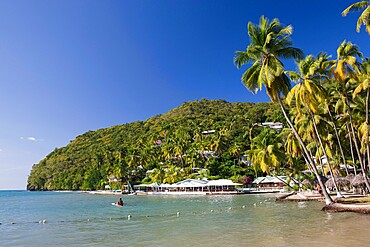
<box><xmin>0</xmin><ymin>191</ymin><xmax>369</xmax><ymax>246</ymax></box>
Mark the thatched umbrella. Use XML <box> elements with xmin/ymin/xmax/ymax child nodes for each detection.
<box><xmin>325</xmin><ymin>176</ymin><xmax>351</xmax><ymax>187</ymax></box>
<box><xmin>325</xmin><ymin>178</ymin><xmax>335</xmax><ymax>189</ymax></box>
<box><xmin>337</xmin><ymin>177</ymin><xmax>351</xmax><ymax>187</ymax></box>
<box><xmin>351</xmin><ymin>174</ymin><xmax>365</xmax><ymax>187</ymax></box>
<box><xmin>345</xmin><ymin>174</ymin><xmax>355</xmax><ymax>183</ymax></box>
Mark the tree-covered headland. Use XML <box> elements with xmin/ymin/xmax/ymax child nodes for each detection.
<box><xmin>27</xmin><ymin>99</ymin><xmax>284</xmax><ymax>191</ymax></box>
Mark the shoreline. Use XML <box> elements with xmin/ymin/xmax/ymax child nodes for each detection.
<box><xmin>276</xmin><ymin>191</ymin><xmax>370</xmax><ymax>214</ymax></box>
<box><xmin>81</xmin><ymin>190</ymin><xmax>124</xmax><ymax>195</ymax></box>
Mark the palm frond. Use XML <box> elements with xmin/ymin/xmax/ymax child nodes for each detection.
<box><xmin>247</xmin><ymin>22</ymin><xmax>260</xmax><ymax>46</ymax></box>
<box><xmin>277</xmin><ymin>73</ymin><xmax>291</xmax><ymax>96</ymax></box>
<box><xmin>357</xmin><ymin>5</ymin><xmax>370</xmax><ymax>32</ymax></box>
<box><xmin>342</xmin><ymin>1</ymin><xmax>369</xmax><ymax>16</ymax></box>
<box><xmin>277</xmin><ymin>25</ymin><xmax>293</xmax><ymax>36</ymax></box>
<box><xmin>286</xmin><ymin>71</ymin><xmax>301</xmax><ymax>83</ymax></box>
<box><xmin>234</xmin><ymin>51</ymin><xmax>251</xmax><ymax>69</ymax></box>
<box><xmin>241</xmin><ymin>61</ymin><xmax>262</xmax><ymax>93</ymax></box>
<box><xmin>275</xmin><ymin>47</ymin><xmax>304</xmax><ymax>61</ymax></box>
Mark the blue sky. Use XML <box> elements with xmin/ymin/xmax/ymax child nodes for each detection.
<box><xmin>0</xmin><ymin>0</ymin><xmax>369</xmax><ymax>190</ymax></box>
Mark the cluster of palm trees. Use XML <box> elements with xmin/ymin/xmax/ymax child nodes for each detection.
<box><xmin>234</xmin><ymin>2</ymin><xmax>370</xmax><ymax>205</ymax></box>
<box><xmin>106</xmin><ymin>124</ymin><xmax>247</xmax><ymax>187</ymax></box>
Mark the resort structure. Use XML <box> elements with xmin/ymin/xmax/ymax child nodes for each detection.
<box><xmin>238</xmin><ymin>176</ymin><xmax>288</xmax><ymax>194</ymax></box>
<box><xmin>252</xmin><ymin>176</ymin><xmax>287</xmax><ymax>189</ymax></box>
<box><xmin>134</xmin><ymin>178</ymin><xmax>242</xmax><ymax>195</ymax></box>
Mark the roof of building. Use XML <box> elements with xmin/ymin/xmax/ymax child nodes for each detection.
<box><xmin>252</xmin><ymin>176</ymin><xmax>287</xmax><ymax>184</ymax></box>
<box><xmin>207</xmin><ymin>179</ymin><xmax>242</xmax><ymax>186</ymax></box>
<box><xmin>134</xmin><ymin>179</ymin><xmax>242</xmax><ymax>188</ymax></box>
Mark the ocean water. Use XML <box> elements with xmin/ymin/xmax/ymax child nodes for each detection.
<box><xmin>1</xmin><ymin>191</ymin><xmax>370</xmax><ymax>247</ymax></box>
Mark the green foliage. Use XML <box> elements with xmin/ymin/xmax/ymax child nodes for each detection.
<box><xmin>27</xmin><ymin>99</ymin><xmax>282</xmax><ymax>191</ymax></box>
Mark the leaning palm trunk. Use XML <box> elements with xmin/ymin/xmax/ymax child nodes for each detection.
<box><xmin>309</xmin><ymin>149</ymin><xmax>324</xmax><ymax>175</ymax></box>
<box><xmin>302</xmin><ymin>152</ymin><xmax>314</xmax><ymax>174</ymax></box>
<box><xmin>277</xmin><ymin>95</ymin><xmax>334</xmax><ymax>205</ymax></box>
<box><xmin>366</xmin><ymin>88</ymin><xmax>370</xmax><ymax>172</ymax></box>
<box><xmin>327</xmin><ymin>106</ymin><xmax>349</xmax><ymax>175</ymax></box>
<box><xmin>346</xmin><ymin>123</ymin><xmax>357</xmax><ymax>175</ymax></box>
<box><xmin>346</xmin><ymin>97</ymin><xmax>370</xmax><ymax>192</ymax></box>
<box><xmin>310</xmin><ymin>112</ymin><xmax>344</xmax><ymax>198</ymax></box>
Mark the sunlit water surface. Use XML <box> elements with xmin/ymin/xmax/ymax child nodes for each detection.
<box><xmin>0</xmin><ymin>191</ymin><xmax>369</xmax><ymax>246</ymax></box>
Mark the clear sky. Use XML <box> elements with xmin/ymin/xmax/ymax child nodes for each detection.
<box><xmin>0</xmin><ymin>0</ymin><xmax>369</xmax><ymax>190</ymax></box>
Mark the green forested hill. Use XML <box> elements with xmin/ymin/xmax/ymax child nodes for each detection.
<box><xmin>27</xmin><ymin>99</ymin><xmax>284</xmax><ymax>191</ymax></box>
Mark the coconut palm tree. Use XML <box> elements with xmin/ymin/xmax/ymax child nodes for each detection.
<box><xmin>148</xmin><ymin>167</ymin><xmax>165</xmax><ymax>183</ymax></box>
<box><xmin>342</xmin><ymin>0</ymin><xmax>370</xmax><ymax>34</ymax></box>
<box><xmin>234</xmin><ymin>16</ymin><xmax>303</xmax><ymax>102</ymax></box>
<box><xmin>326</xmin><ymin>79</ymin><xmax>358</xmax><ymax>174</ymax></box>
<box><xmin>333</xmin><ymin>41</ymin><xmax>370</xmax><ymax>191</ymax></box>
<box><xmin>234</xmin><ymin>16</ymin><xmax>334</xmax><ymax>204</ymax></box>
<box><xmin>163</xmin><ymin>165</ymin><xmax>183</xmax><ymax>184</ymax></box>
<box><xmin>310</xmin><ymin>53</ymin><xmax>351</xmax><ymax>175</ymax></box>
<box><xmin>283</xmin><ymin>128</ymin><xmax>303</xmax><ymax>159</ymax></box>
<box><xmin>334</xmin><ymin>41</ymin><xmax>363</xmax><ymax>82</ymax></box>
<box><xmin>352</xmin><ymin>59</ymin><xmax>370</xmax><ymax>171</ymax></box>
<box><xmin>287</xmin><ymin>56</ymin><xmax>344</xmax><ymax>197</ymax></box>
<box><xmin>248</xmin><ymin>128</ymin><xmax>285</xmax><ymax>174</ymax></box>
<box><xmin>322</xmin><ymin>84</ymin><xmax>350</xmax><ymax>175</ymax></box>
<box><xmin>286</xmin><ymin>55</ymin><xmax>344</xmax><ymax>197</ymax></box>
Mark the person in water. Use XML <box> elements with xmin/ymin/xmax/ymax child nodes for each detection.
<box><xmin>117</xmin><ymin>198</ymin><xmax>124</xmax><ymax>206</ymax></box>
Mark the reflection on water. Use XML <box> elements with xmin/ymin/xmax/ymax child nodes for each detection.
<box><xmin>1</xmin><ymin>191</ymin><xmax>370</xmax><ymax>246</ymax></box>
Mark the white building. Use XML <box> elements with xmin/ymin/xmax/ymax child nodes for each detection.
<box><xmin>134</xmin><ymin>178</ymin><xmax>242</xmax><ymax>195</ymax></box>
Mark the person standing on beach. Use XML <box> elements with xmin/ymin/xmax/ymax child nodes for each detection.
<box><xmin>317</xmin><ymin>184</ymin><xmax>322</xmax><ymax>195</ymax></box>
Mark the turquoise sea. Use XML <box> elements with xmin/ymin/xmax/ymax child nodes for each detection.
<box><xmin>1</xmin><ymin>191</ymin><xmax>370</xmax><ymax>246</ymax></box>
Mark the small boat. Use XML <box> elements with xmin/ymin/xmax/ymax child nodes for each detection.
<box><xmin>111</xmin><ymin>202</ymin><xmax>124</xmax><ymax>207</ymax></box>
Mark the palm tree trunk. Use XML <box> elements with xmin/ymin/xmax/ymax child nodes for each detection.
<box><xmin>327</xmin><ymin>106</ymin><xmax>349</xmax><ymax>175</ymax></box>
<box><xmin>272</xmin><ymin>174</ymin><xmax>293</xmax><ymax>189</ymax></box>
<box><xmin>277</xmin><ymin>94</ymin><xmax>334</xmax><ymax>205</ymax></box>
<box><xmin>346</xmin><ymin>97</ymin><xmax>370</xmax><ymax>192</ymax></box>
<box><xmin>346</xmin><ymin>123</ymin><xmax>357</xmax><ymax>175</ymax></box>
<box><xmin>311</xmin><ymin>150</ymin><xmax>324</xmax><ymax>175</ymax></box>
<box><xmin>302</xmin><ymin>153</ymin><xmax>314</xmax><ymax>174</ymax></box>
<box><xmin>310</xmin><ymin>111</ymin><xmax>344</xmax><ymax>198</ymax></box>
<box><xmin>366</xmin><ymin>88</ymin><xmax>370</xmax><ymax>172</ymax></box>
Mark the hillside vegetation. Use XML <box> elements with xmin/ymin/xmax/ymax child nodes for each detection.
<box><xmin>27</xmin><ymin>99</ymin><xmax>283</xmax><ymax>191</ymax></box>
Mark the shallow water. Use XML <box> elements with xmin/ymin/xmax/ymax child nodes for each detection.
<box><xmin>0</xmin><ymin>191</ymin><xmax>369</xmax><ymax>246</ymax></box>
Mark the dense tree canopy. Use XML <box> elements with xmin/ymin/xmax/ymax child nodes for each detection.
<box><xmin>234</xmin><ymin>12</ymin><xmax>370</xmax><ymax>205</ymax></box>
<box><xmin>27</xmin><ymin>99</ymin><xmax>284</xmax><ymax>191</ymax></box>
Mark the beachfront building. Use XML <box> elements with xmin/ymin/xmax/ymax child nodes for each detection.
<box><xmin>134</xmin><ymin>178</ymin><xmax>242</xmax><ymax>195</ymax></box>
<box><xmin>105</xmin><ymin>176</ymin><xmax>123</xmax><ymax>191</ymax></box>
<box><xmin>252</xmin><ymin>176</ymin><xmax>287</xmax><ymax>189</ymax></box>
<box><xmin>261</xmin><ymin>122</ymin><xmax>284</xmax><ymax>130</ymax></box>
